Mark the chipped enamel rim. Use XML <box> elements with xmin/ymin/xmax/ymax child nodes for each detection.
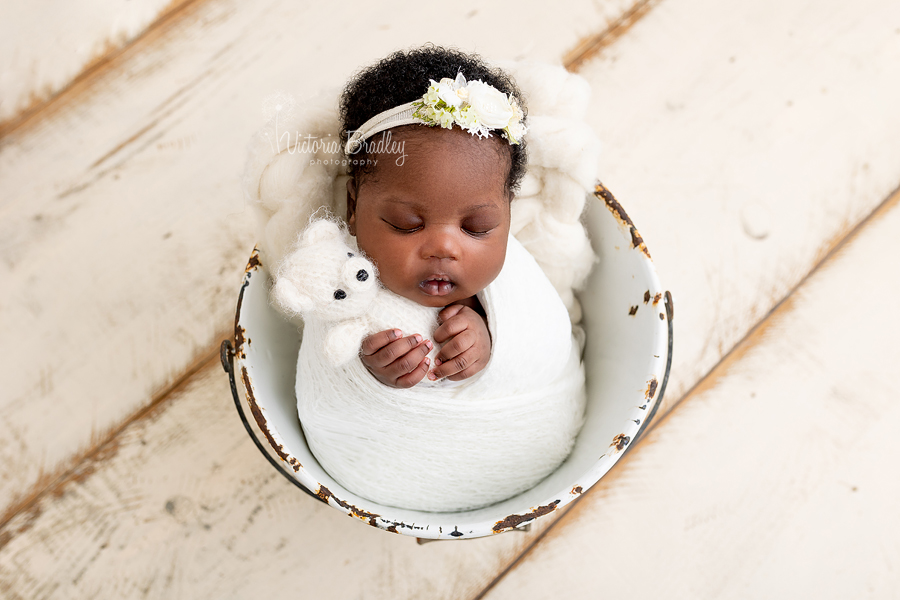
<box><xmin>223</xmin><ymin>182</ymin><xmax>673</xmax><ymax>539</ymax></box>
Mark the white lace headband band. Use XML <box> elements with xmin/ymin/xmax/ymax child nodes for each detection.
<box><xmin>345</xmin><ymin>103</ymin><xmax>419</xmax><ymax>155</ymax></box>
<box><xmin>344</xmin><ymin>72</ymin><xmax>526</xmax><ymax>155</ymax></box>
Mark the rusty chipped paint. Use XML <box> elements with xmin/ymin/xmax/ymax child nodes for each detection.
<box><xmin>315</xmin><ymin>485</ymin><xmax>381</xmax><ymax>523</ymax></box>
<box><xmin>571</xmin><ymin>486</ymin><xmax>583</xmax><ymax>495</ymax></box>
<box><xmin>386</xmin><ymin>525</ymin><xmax>398</xmax><ymax>534</ymax></box>
<box><xmin>646</xmin><ymin>377</ymin><xmax>659</xmax><ymax>400</ymax></box>
<box><xmin>234</xmin><ymin>325</ymin><xmax>248</xmax><ymax>359</ymax></box>
<box><xmin>245</xmin><ymin>247</ymin><xmax>261</xmax><ymax>273</ymax></box>
<box><xmin>594</xmin><ymin>182</ymin><xmax>651</xmax><ymax>259</ymax></box>
<box><xmin>493</xmin><ymin>500</ymin><xmax>561</xmax><ymax>533</ymax></box>
<box><xmin>653</xmin><ymin>292</ymin><xmax>662</xmax><ymax>304</ymax></box>
<box><xmin>234</xmin><ymin>248</ymin><xmax>261</xmax><ymax>359</ymax></box>
<box><xmin>659</xmin><ymin>312</ymin><xmax>665</xmax><ymax>320</ymax></box>
<box><xmin>240</xmin><ymin>366</ymin><xmax>301</xmax><ymax>472</ymax></box>
<box><xmin>644</xmin><ymin>290</ymin><xmax>651</xmax><ymax>303</ymax></box>
<box><xmin>629</xmin><ymin>305</ymin><xmax>639</xmax><ymax>316</ymax></box>
<box><xmin>665</xmin><ymin>290</ymin><xmax>675</xmax><ymax>320</ymax></box>
<box><xmin>611</xmin><ymin>433</ymin><xmax>631</xmax><ymax>451</ymax></box>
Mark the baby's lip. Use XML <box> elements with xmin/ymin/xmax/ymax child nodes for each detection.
<box><xmin>419</xmin><ymin>274</ymin><xmax>456</xmax><ymax>297</ymax></box>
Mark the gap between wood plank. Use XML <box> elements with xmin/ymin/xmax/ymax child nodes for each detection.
<box><xmin>0</xmin><ymin>0</ymin><xmax>207</xmax><ymax>140</ymax></box>
<box><xmin>563</xmin><ymin>0</ymin><xmax>663</xmax><ymax>71</ymax></box>
<box><xmin>469</xmin><ymin>183</ymin><xmax>900</xmax><ymax>600</ymax></box>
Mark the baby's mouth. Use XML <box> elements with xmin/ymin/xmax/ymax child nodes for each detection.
<box><xmin>419</xmin><ymin>275</ymin><xmax>455</xmax><ymax>297</ymax></box>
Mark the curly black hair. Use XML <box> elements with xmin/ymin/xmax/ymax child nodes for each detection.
<box><xmin>340</xmin><ymin>45</ymin><xmax>527</xmax><ymax>198</ymax></box>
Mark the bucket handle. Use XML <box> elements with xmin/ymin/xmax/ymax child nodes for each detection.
<box><xmin>220</xmin><ymin>339</ymin><xmax>322</xmax><ymax>502</ymax></box>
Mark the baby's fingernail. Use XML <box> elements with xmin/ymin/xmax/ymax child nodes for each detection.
<box><xmin>428</xmin><ymin>372</ymin><xmax>437</xmax><ymax>381</ymax></box>
<box><xmin>424</xmin><ymin>357</ymin><xmax>431</xmax><ymax>366</ymax></box>
<box><xmin>425</xmin><ymin>340</ymin><xmax>433</xmax><ymax>350</ymax></box>
<box><xmin>434</xmin><ymin>358</ymin><xmax>442</xmax><ymax>366</ymax></box>
<box><xmin>391</xmin><ymin>329</ymin><xmax>401</xmax><ymax>339</ymax></box>
<box><xmin>414</xmin><ymin>334</ymin><xmax>422</xmax><ymax>343</ymax></box>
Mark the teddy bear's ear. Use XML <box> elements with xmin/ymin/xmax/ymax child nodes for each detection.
<box><xmin>303</xmin><ymin>219</ymin><xmax>341</xmax><ymax>245</ymax></box>
<box><xmin>273</xmin><ymin>279</ymin><xmax>314</xmax><ymax>315</ymax></box>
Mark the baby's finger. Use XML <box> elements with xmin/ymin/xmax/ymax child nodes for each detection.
<box><xmin>364</xmin><ymin>334</ymin><xmax>424</xmax><ymax>369</ymax></box>
<box><xmin>435</xmin><ymin>329</ymin><xmax>475</xmax><ymax>364</ymax></box>
<box><xmin>433</xmin><ymin>313</ymin><xmax>469</xmax><ymax>344</ymax></box>
<box><xmin>395</xmin><ymin>357</ymin><xmax>430</xmax><ymax>389</ymax></box>
<box><xmin>445</xmin><ymin>359</ymin><xmax>486</xmax><ymax>381</ymax></box>
<box><xmin>429</xmin><ymin>347</ymin><xmax>481</xmax><ymax>381</ymax></box>
<box><xmin>438</xmin><ymin>303</ymin><xmax>465</xmax><ymax>323</ymax></box>
<box><xmin>360</xmin><ymin>329</ymin><xmax>402</xmax><ymax>356</ymax></box>
<box><xmin>382</xmin><ymin>339</ymin><xmax>433</xmax><ymax>379</ymax></box>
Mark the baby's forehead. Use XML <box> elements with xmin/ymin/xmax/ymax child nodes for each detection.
<box><xmin>361</xmin><ymin>126</ymin><xmax>511</xmax><ymax>191</ymax></box>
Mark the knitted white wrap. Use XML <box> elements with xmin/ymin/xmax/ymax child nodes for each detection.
<box><xmin>278</xmin><ymin>224</ymin><xmax>584</xmax><ymax>512</ymax></box>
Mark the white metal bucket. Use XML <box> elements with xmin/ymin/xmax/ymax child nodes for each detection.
<box><xmin>221</xmin><ymin>183</ymin><xmax>673</xmax><ymax>540</ymax></box>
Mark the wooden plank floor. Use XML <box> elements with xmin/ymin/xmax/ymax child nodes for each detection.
<box><xmin>480</xmin><ymin>177</ymin><xmax>900</xmax><ymax>600</ymax></box>
<box><xmin>0</xmin><ymin>0</ymin><xmax>185</xmax><ymax>126</ymax></box>
<box><xmin>2</xmin><ymin>0</ymin><xmax>900</xmax><ymax>597</ymax></box>
<box><xmin>0</xmin><ymin>0</ymin><xmax>632</xmax><ymax>523</ymax></box>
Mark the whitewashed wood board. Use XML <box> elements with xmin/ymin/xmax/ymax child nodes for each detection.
<box><xmin>0</xmin><ymin>0</ymin><xmax>184</xmax><ymax>126</ymax></box>
<box><xmin>0</xmin><ymin>362</ymin><xmax>563</xmax><ymax>600</ymax></box>
<box><xmin>0</xmin><ymin>0</ymin><xmax>634</xmax><ymax>518</ymax></box>
<box><xmin>579</xmin><ymin>0</ymin><xmax>900</xmax><ymax>415</ymax></box>
<box><xmin>480</xmin><ymin>182</ymin><xmax>900</xmax><ymax>600</ymax></box>
<box><xmin>2</xmin><ymin>0</ymin><xmax>900</xmax><ymax>597</ymax></box>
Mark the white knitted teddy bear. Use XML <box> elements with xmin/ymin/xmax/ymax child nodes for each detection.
<box><xmin>272</xmin><ymin>219</ymin><xmax>440</xmax><ymax>368</ymax></box>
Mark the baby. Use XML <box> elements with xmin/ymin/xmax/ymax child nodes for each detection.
<box><xmin>269</xmin><ymin>47</ymin><xmax>589</xmax><ymax>512</ymax></box>
<box><xmin>340</xmin><ymin>50</ymin><xmax>528</xmax><ymax>389</ymax></box>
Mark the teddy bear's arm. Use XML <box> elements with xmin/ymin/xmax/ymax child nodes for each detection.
<box><xmin>323</xmin><ymin>318</ymin><xmax>371</xmax><ymax>367</ymax></box>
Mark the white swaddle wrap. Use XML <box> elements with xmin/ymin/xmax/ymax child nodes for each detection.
<box><xmin>294</xmin><ymin>234</ymin><xmax>585</xmax><ymax>512</ymax></box>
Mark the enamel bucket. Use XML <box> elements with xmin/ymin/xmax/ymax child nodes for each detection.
<box><xmin>221</xmin><ymin>183</ymin><xmax>673</xmax><ymax>540</ymax></box>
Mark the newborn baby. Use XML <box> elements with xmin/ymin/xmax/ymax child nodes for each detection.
<box><xmin>277</xmin><ymin>47</ymin><xmax>587</xmax><ymax>512</ymax></box>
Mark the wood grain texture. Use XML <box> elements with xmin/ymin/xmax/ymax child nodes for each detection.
<box><xmin>579</xmin><ymin>0</ymin><xmax>900</xmax><ymax>417</ymax></box>
<box><xmin>3</xmin><ymin>0</ymin><xmax>900</xmax><ymax>597</ymax></box>
<box><xmin>480</xmin><ymin>159</ymin><xmax>900</xmax><ymax>600</ymax></box>
<box><xmin>0</xmin><ymin>361</ymin><xmax>566</xmax><ymax>600</ymax></box>
<box><xmin>0</xmin><ymin>0</ymin><xmax>188</xmax><ymax>127</ymax></box>
<box><xmin>0</xmin><ymin>0</ymin><xmax>632</xmax><ymax>519</ymax></box>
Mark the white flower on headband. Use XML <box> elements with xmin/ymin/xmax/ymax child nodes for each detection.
<box><xmin>413</xmin><ymin>72</ymin><xmax>526</xmax><ymax>144</ymax></box>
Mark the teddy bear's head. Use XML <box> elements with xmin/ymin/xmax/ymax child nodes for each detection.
<box><xmin>273</xmin><ymin>219</ymin><xmax>378</xmax><ymax>322</ymax></box>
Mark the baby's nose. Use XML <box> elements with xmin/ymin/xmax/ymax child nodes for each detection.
<box><xmin>422</xmin><ymin>228</ymin><xmax>460</xmax><ymax>260</ymax></box>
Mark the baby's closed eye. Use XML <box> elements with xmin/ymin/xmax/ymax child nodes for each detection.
<box><xmin>462</xmin><ymin>218</ymin><xmax>499</xmax><ymax>235</ymax></box>
<box><xmin>382</xmin><ymin>216</ymin><xmax>422</xmax><ymax>233</ymax></box>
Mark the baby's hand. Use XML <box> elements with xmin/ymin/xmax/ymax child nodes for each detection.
<box><xmin>429</xmin><ymin>304</ymin><xmax>491</xmax><ymax>382</ymax></box>
<box><xmin>360</xmin><ymin>329</ymin><xmax>433</xmax><ymax>389</ymax></box>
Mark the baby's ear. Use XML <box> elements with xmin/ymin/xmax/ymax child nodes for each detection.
<box><xmin>303</xmin><ymin>219</ymin><xmax>341</xmax><ymax>245</ymax></box>
<box><xmin>273</xmin><ymin>279</ymin><xmax>314</xmax><ymax>315</ymax></box>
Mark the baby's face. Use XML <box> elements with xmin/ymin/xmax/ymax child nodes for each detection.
<box><xmin>347</xmin><ymin>126</ymin><xmax>511</xmax><ymax>308</ymax></box>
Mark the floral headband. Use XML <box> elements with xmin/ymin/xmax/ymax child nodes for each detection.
<box><xmin>344</xmin><ymin>72</ymin><xmax>526</xmax><ymax>155</ymax></box>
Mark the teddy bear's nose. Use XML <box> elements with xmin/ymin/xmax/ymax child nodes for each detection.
<box><xmin>333</xmin><ymin>290</ymin><xmax>347</xmax><ymax>300</ymax></box>
<box><xmin>356</xmin><ymin>269</ymin><xmax>368</xmax><ymax>282</ymax></box>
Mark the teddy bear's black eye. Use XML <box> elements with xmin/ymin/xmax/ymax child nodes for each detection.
<box><xmin>356</xmin><ymin>269</ymin><xmax>368</xmax><ymax>282</ymax></box>
<box><xmin>333</xmin><ymin>289</ymin><xmax>346</xmax><ymax>300</ymax></box>
<box><xmin>347</xmin><ymin>252</ymin><xmax>354</xmax><ymax>257</ymax></box>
